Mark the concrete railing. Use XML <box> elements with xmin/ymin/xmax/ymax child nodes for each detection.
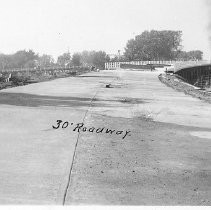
<box><xmin>105</xmin><ymin>60</ymin><xmax>176</xmax><ymax>70</ymax></box>
<box><xmin>105</xmin><ymin>60</ymin><xmax>211</xmax><ymax>70</ymax></box>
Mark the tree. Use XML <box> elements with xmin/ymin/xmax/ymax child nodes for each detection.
<box><xmin>71</xmin><ymin>53</ymin><xmax>81</xmax><ymax>66</ymax></box>
<box><xmin>13</xmin><ymin>50</ymin><xmax>39</xmax><ymax>68</ymax></box>
<box><xmin>57</xmin><ymin>52</ymin><xmax>71</xmax><ymax>67</ymax></box>
<box><xmin>91</xmin><ymin>51</ymin><xmax>110</xmax><ymax>69</ymax></box>
<box><xmin>0</xmin><ymin>54</ymin><xmax>10</xmax><ymax>70</ymax></box>
<box><xmin>80</xmin><ymin>51</ymin><xmax>93</xmax><ymax>65</ymax></box>
<box><xmin>176</xmin><ymin>50</ymin><xmax>203</xmax><ymax>61</ymax></box>
<box><xmin>176</xmin><ymin>51</ymin><xmax>189</xmax><ymax>61</ymax></box>
<box><xmin>0</xmin><ymin>50</ymin><xmax>39</xmax><ymax>69</ymax></box>
<box><xmin>186</xmin><ymin>50</ymin><xmax>203</xmax><ymax>60</ymax></box>
<box><xmin>124</xmin><ymin>30</ymin><xmax>183</xmax><ymax>61</ymax></box>
<box><xmin>76</xmin><ymin>50</ymin><xmax>110</xmax><ymax>69</ymax></box>
<box><xmin>38</xmin><ymin>54</ymin><xmax>54</xmax><ymax>68</ymax></box>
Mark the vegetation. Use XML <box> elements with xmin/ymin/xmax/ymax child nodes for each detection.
<box><xmin>124</xmin><ymin>30</ymin><xmax>203</xmax><ymax>61</ymax></box>
<box><xmin>0</xmin><ymin>50</ymin><xmax>110</xmax><ymax>70</ymax></box>
<box><xmin>71</xmin><ymin>51</ymin><xmax>110</xmax><ymax>69</ymax></box>
<box><xmin>0</xmin><ymin>30</ymin><xmax>204</xmax><ymax>73</ymax></box>
<box><xmin>57</xmin><ymin>52</ymin><xmax>71</xmax><ymax>67</ymax></box>
<box><xmin>124</xmin><ymin>30</ymin><xmax>183</xmax><ymax>61</ymax></box>
<box><xmin>176</xmin><ymin>50</ymin><xmax>203</xmax><ymax>61</ymax></box>
<box><xmin>71</xmin><ymin>53</ymin><xmax>81</xmax><ymax>66</ymax></box>
<box><xmin>37</xmin><ymin>54</ymin><xmax>55</xmax><ymax>68</ymax></box>
<box><xmin>0</xmin><ymin>50</ymin><xmax>39</xmax><ymax>70</ymax></box>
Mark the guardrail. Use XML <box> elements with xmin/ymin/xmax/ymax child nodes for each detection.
<box><xmin>0</xmin><ymin>66</ymin><xmax>85</xmax><ymax>73</ymax></box>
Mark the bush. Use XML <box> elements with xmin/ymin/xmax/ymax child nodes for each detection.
<box><xmin>10</xmin><ymin>74</ymin><xmax>31</xmax><ymax>85</ymax></box>
<box><xmin>0</xmin><ymin>76</ymin><xmax>5</xmax><ymax>82</ymax></box>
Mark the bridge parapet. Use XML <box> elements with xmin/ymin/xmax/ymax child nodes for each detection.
<box><xmin>173</xmin><ymin>60</ymin><xmax>210</xmax><ymax>73</ymax></box>
<box><xmin>174</xmin><ymin>61</ymin><xmax>211</xmax><ymax>89</ymax></box>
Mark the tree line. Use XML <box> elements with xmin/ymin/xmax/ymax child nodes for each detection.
<box><xmin>0</xmin><ymin>50</ymin><xmax>110</xmax><ymax>70</ymax></box>
<box><xmin>0</xmin><ymin>30</ymin><xmax>203</xmax><ymax>70</ymax></box>
<box><xmin>113</xmin><ymin>30</ymin><xmax>203</xmax><ymax>62</ymax></box>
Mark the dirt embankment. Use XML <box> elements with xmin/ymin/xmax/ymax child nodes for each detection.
<box><xmin>0</xmin><ymin>69</ymin><xmax>89</xmax><ymax>90</ymax></box>
<box><xmin>158</xmin><ymin>73</ymin><xmax>211</xmax><ymax>104</ymax></box>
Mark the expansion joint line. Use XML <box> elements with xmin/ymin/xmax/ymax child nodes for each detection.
<box><xmin>62</xmin><ymin>86</ymin><xmax>100</xmax><ymax>205</ymax></box>
<box><xmin>62</xmin><ymin>76</ymin><xmax>119</xmax><ymax>205</ymax></box>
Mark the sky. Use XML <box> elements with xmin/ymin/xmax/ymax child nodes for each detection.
<box><xmin>0</xmin><ymin>0</ymin><xmax>210</xmax><ymax>60</ymax></box>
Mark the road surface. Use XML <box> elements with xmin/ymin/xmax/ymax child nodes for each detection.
<box><xmin>0</xmin><ymin>69</ymin><xmax>210</xmax><ymax>205</ymax></box>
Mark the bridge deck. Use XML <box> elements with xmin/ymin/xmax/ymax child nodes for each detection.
<box><xmin>0</xmin><ymin>69</ymin><xmax>210</xmax><ymax>205</ymax></box>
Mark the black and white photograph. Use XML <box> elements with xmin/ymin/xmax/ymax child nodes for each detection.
<box><xmin>0</xmin><ymin>0</ymin><xmax>210</xmax><ymax>207</ymax></box>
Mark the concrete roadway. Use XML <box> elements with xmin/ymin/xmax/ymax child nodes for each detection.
<box><xmin>0</xmin><ymin>69</ymin><xmax>210</xmax><ymax>205</ymax></box>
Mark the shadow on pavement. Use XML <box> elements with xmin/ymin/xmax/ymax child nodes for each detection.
<box><xmin>78</xmin><ymin>75</ymin><xmax>115</xmax><ymax>78</ymax></box>
<box><xmin>0</xmin><ymin>92</ymin><xmax>149</xmax><ymax>108</ymax></box>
